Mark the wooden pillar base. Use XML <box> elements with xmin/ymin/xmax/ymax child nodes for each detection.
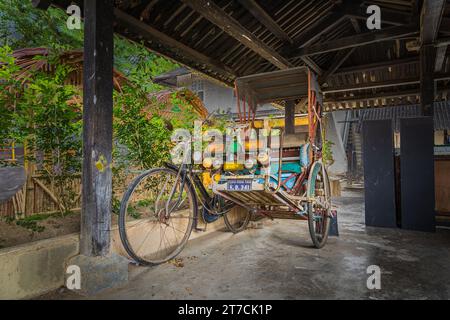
<box><xmin>66</xmin><ymin>254</ymin><xmax>128</xmax><ymax>296</ymax></box>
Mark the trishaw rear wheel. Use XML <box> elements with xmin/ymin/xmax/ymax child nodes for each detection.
<box><xmin>307</xmin><ymin>161</ymin><xmax>331</xmax><ymax>249</ymax></box>
<box><xmin>223</xmin><ymin>206</ymin><xmax>252</xmax><ymax>234</ymax></box>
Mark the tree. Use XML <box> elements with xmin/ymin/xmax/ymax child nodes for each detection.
<box><xmin>18</xmin><ymin>65</ymin><xmax>82</xmax><ymax>211</ymax></box>
<box><xmin>113</xmin><ymin>86</ymin><xmax>172</xmax><ymax>170</ymax></box>
<box><xmin>0</xmin><ymin>45</ymin><xmax>21</xmax><ymax>149</ymax></box>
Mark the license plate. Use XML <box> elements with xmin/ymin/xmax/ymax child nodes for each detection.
<box><xmin>227</xmin><ymin>179</ymin><xmax>252</xmax><ymax>191</ymax></box>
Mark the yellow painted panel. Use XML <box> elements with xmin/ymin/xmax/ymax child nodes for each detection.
<box><xmin>253</xmin><ymin>116</ymin><xmax>309</xmax><ymax>128</ymax></box>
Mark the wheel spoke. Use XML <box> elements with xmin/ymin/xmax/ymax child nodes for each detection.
<box><xmin>119</xmin><ymin>168</ymin><xmax>195</xmax><ymax>265</ymax></box>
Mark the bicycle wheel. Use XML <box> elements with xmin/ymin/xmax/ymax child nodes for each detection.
<box><xmin>306</xmin><ymin>161</ymin><xmax>331</xmax><ymax>249</ymax></box>
<box><xmin>223</xmin><ymin>205</ymin><xmax>252</xmax><ymax>234</ymax></box>
<box><xmin>119</xmin><ymin>167</ymin><xmax>197</xmax><ymax>265</ymax></box>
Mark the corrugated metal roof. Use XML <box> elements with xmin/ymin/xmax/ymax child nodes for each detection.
<box><xmin>359</xmin><ymin>102</ymin><xmax>450</xmax><ymax>131</ymax></box>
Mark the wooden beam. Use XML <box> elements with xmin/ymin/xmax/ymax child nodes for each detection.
<box><xmin>437</xmin><ymin>37</ymin><xmax>450</xmax><ymax>47</ymax></box>
<box><xmin>140</xmin><ymin>0</ymin><xmax>159</xmax><ymax>20</ymax></box>
<box><xmin>412</xmin><ymin>0</ymin><xmax>421</xmax><ymax>24</ymax></box>
<box><xmin>324</xmin><ymin>72</ymin><xmax>450</xmax><ymax>93</ymax></box>
<box><xmin>283</xmin><ymin>10</ymin><xmax>347</xmax><ymax>56</ymax></box>
<box><xmin>421</xmin><ymin>44</ymin><xmax>437</xmax><ymax>116</ymax></box>
<box><xmin>325</xmin><ymin>86</ymin><xmax>449</xmax><ymax>105</ymax></box>
<box><xmin>288</xmin><ymin>24</ymin><xmax>419</xmax><ymax>58</ymax></box>
<box><xmin>114</xmin><ymin>9</ymin><xmax>235</xmax><ymax>80</ymax></box>
<box><xmin>81</xmin><ymin>0</ymin><xmax>114</xmax><ymax>257</ymax></box>
<box><xmin>435</xmin><ymin>45</ymin><xmax>448</xmax><ymax>72</ymax></box>
<box><xmin>181</xmin><ymin>0</ymin><xmax>292</xmax><ymax>70</ymax></box>
<box><xmin>441</xmin><ymin>18</ymin><xmax>450</xmax><ymax>35</ymax></box>
<box><xmin>350</xmin><ymin>17</ymin><xmax>362</xmax><ymax>33</ymax></box>
<box><xmin>237</xmin><ymin>0</ymin><xmax>293</xmax><ymax>44</ymax></box>
<box><xmin>320</xmin><ymin>48</ymin><xmax>355</xmax><ymax>84</ymax></box>
<box><xmin>320</xmin><ymin>17</ymin><xmax>361</xmax><ymax>85</ymax></box>
<box><xmin>285</xmin><ymin>100</ymin><xmax>295</xmax><ymax>135</ymax></box>
<box><xmin>324</xmin><ymin>78</ymin><xmax>421</xmax><ymax>93</ymax></box>
<box><xmin>345</xmin><ymin>5</ymin><xmax>412</xmax><ymax>26</ymax></box>
<box><xmin>420</xmin><ymin>0</ymin><xmax>446</xmax><ymax>45</ymax></box>
<box><xmin>301</xmin><ymin>56</ymin><xmax>323</xmax><ymax>76</ymax></box>
<box><xmin>420</xmin><ymin>0</ymin><xmax>445</xmax><ymax>116</ymax></box>
<box><xmin>333</xmin><ymin>57</ymin><xmax>419</xmax><ymax>75</ymax></box>
<box><xmin>325</xmin><ymin>89</ymin><xmax>421</xmax><ymax>104</ymax></box>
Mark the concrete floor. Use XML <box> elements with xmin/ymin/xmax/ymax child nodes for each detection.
<box><xmin>48</xmin><ymin>191</ymin><xmax>450</xmax><ymax>300</ymax></box>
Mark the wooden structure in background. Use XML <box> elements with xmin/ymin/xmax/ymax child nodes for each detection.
<box><xmin>0</xmin><ymin>46</ymin><xmax>208</xmax><ymax>219</ymax></box>
<box><xmin>37</xmin><ymin>0</ymin><xmax>450</xmax><ymax>111</ymax></box>
<box><xmin>435</xmin><ymin>157</ymin><xmax>450</xmax><ymax>213</ymax></box>
<box><xmin>0</xmin><ymin>173</ymin><xmax>82</xmax><ymax>218</ymax></box>
<box><xmin>31</xmin><ymin>0</ymin><xmax>450</xmax><ymax>255</ymax></box>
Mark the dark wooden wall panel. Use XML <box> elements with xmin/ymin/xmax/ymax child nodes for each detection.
<box><xmin>400</xmin><ymin>117</ymin><xmax>435</xmax><ymax>232</ymax></box>
<box><xmin>362</xmin><ymin>120</ymin><xmax>397</xmax><ymax>228</ymax></box>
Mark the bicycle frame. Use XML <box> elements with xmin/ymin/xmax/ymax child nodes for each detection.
<box><xmin>164</xmin><ymin>162</ymin><xmax>234</xmax><ymax>229</ymax></box>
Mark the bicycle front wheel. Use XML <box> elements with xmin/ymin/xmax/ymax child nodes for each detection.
<box><xmin>119</xmin><ymin>167</ymin><xmax>197</xmax><ymax>265</ymax></box>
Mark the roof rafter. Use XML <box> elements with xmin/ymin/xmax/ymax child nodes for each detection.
<box><xmin>282</xmin><ymin>10</ymin><xmax>347</xmax><ymax>56</ymax></box>
<box><xmin>324</xmin><ymin>72</ymin><xmax>450</xmax><ymax>93</ymax></box>
<box><xmin>420</xmin><ymin>0</ymin><xmax>446</xmax><ymax>45</ymax></box>
<box><xmin>180</xmin><ymin>0</ymin><xmax>292</xmax><ymax>70</ymax></box>
<box><xmin>345</xmin><ymin>4</ymin><xmax>412</xmax><ymax>26</ymax></box>
<box><xmin>288</xmin><ymin>24</ymin><xmax>419</xmax><ymax>58</ymax></box>
<box><xmin>237</xmin><ymin>0</ymin><xmax>293</xmax><ymax>44</ymax></box>
<box><xmin>420</xmin><ymin>0</ymin><xmax>447</xmax><ymax>72</ymax></box>
<box><xmin>114</xmin><ymin>9</ymin><xmax>235</xmax><ymax>81</ymax></box>
<box><xmin>320</xmin><ymin>17</ymin><xmax>361</xmax><ymax>85</ymax></box>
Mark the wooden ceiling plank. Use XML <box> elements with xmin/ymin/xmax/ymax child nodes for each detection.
<box><xmin>180</xmin><ymin>0</ymin><xmax>292</xmax><ymax>69</ymax></box>
<box><xmin>284</xmin><ymin>10</ymin><xmax>347</xmax><ymax>55</ymax></box>
<box><xmin>237</xmin><ymin>0</ymin><xmax>293</xmax><ymax>44</ymax></box>
<box><xmin>289</xmin><ymin>24</ymin><xmax>419</xmax><ymax>58</ymax></box>
<box><xmin>114</xmin><ymin>9</ymin><xmax>235</xmax><ymax>80</ymax></box>
<box><xmin>321</xmin><ymin>48</ymin><xmax>356</xmax><ymax>84</ymax></box>
<box><xmin>345</xmin><ymin>4</ymin><xmax>412</xmax><ymax>26</ymax></box>
<box><xmin>324</xmin><ymin>72</ymin><xmax>450</xmax><ymax>93</ymax></box>
<box><xmin>320</xmin><ymin>16</ymin><xmax>362</xmax><ymax>85</ymax></box>
<box><xmin>334</xmin><ymin>57</ymin><xmax>419</xmax><ymax>75</ymax></box>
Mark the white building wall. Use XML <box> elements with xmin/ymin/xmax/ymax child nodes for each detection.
<box><xmin>189</xmin><ymin>77</ymin><xmax>277</xmax><ymax>115</ymax></box>
<box><xmin>325</xmin><ymin>112</ymin><xmax>348</xmax><ymax>176</ymax></box>
<box><xmin>203</xmin><ymin>81</ymin><xmax>235</xmax><ymax>113</ymax></box>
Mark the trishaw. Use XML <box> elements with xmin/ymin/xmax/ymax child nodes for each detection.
<box><xmin>119</xmin><ymin>67</ymin><xmax>332</xmax><ymax>266</ymax></box>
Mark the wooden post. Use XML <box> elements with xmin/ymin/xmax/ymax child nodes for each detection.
<box><xmin>81</xmin><ymin>0</ymin><xmax>114</xmax><ymax>257</ymax></box>
<box><xmin>419</xmin><ymin>0</ymin><xmax>445</xmax><ymax>116</ymax></box>
<box><xmin>420</xmin><ymin>44</ymin><xmax>436</xmax><ymax>116</ymax></box>
<box><xmin>285</xmin><ymin>100</ymin><xmax>295</xmax><ymax>135</ymax></box>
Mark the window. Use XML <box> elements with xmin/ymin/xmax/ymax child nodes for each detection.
<box><xmin>191</xmin><ymin>79</ymin><xmax>204</xmax><ymax>101</ymax></box>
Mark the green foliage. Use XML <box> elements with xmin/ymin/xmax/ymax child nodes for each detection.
<box><xmin>114</xmin><ymin>36</ymin><xmax>178</xmax><ymax>93</ymax></box>
<box><xmin>0</xmin><ymin>0</ymin><xmax>83</xmax><ymax>50</ymax></box>
<box><xmin>15</xmin><ymin>218</ymin><xmax>45</xmax><ymax>233</ymax></box>
<box><xmin>0</xmin><ymin>45</ymin><xmax>21</xmax><ymax>145</ymax></box>
<box><xmin>0</xmin><ymin>1</ymin><xmax>198</xmax><ymax>218</ymax></box>
<box><xmin>169</xmin><ymin>91</ymin><xmax>200</xmax><ymax>130</ymax></box>
<box><xmin>0</xmin><ymin>0</ymin><xmax>179</xmax><ymax>92</ymax></box>
<box><xmin>322</xmin><ymin>127</ymin><xmax>335</xmax><ymax>168</ymax></box>
<box><xmin>8</xmin><ymin>210</ymin><xmax>77</xmax><ymax>232</ymax></box>
<box><xmin>17</xmin><ymin>65</ymin><xmax>82</xmax><ymax>212</ymax></box>
<box><xmin>19</xmin><ymin>65</ymin><xmax>82</xmax><ymax>173</ymax></box>
<box><xmin>113</xmin><ymin>86</ymin><xmax>172</xmax><ymax>169</ymax></box>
